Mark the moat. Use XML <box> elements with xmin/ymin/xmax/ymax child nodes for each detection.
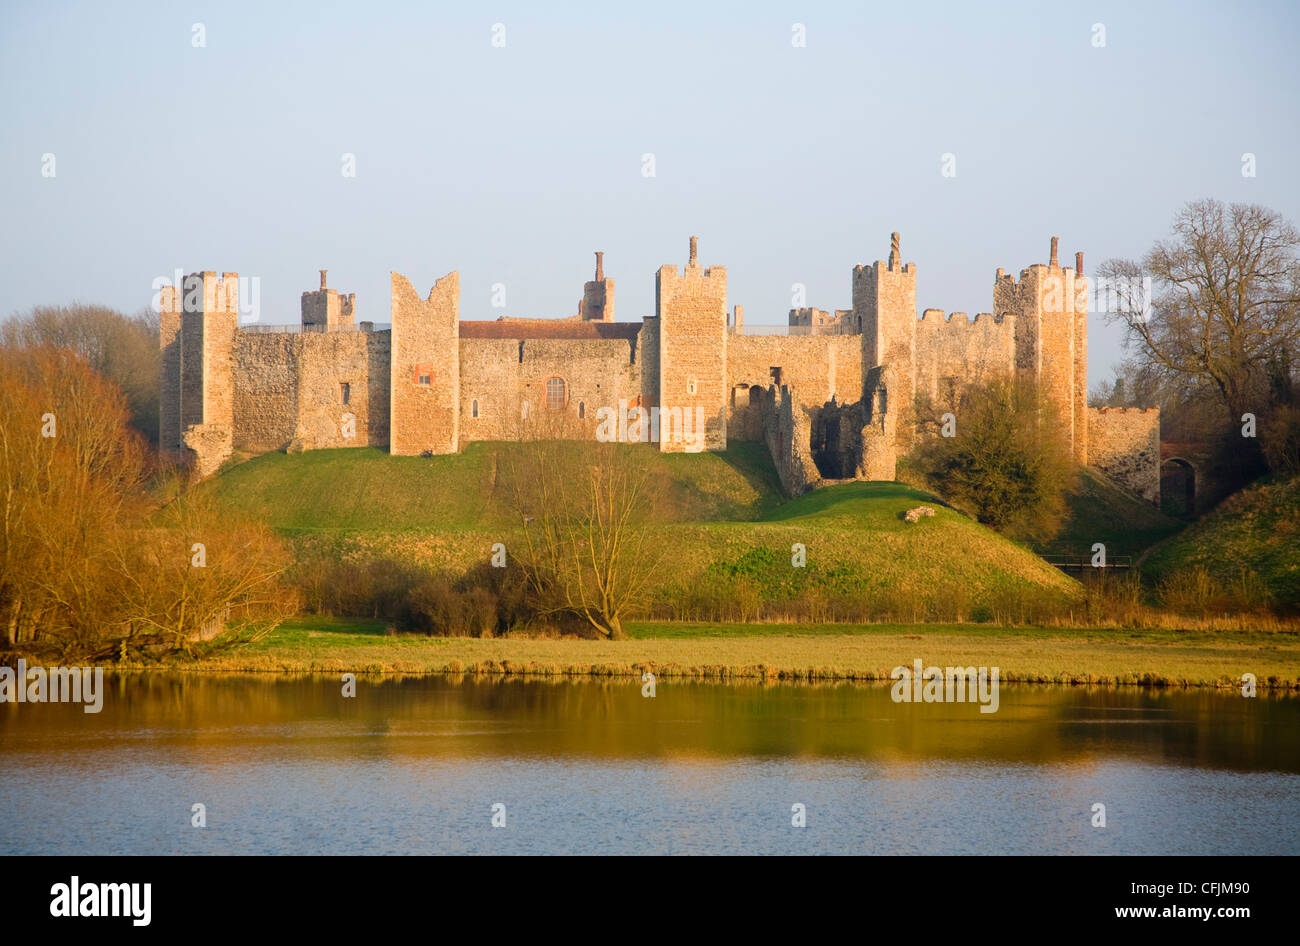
<box><xmin>1</xmin><ymin>674</ymin><xmax>1296</xmax><ymax>855</ymax></box>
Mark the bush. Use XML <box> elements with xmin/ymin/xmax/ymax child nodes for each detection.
<box><xmin>289</xmin><ymin>551</ymin><xmax>544</xmax><ymax>638</ymax></box>
<box><xmin>908</xmin><ymin>377</ymin><xmax>1076</xmax><ymax>542</ymax></box>
<box><xmin>1158</xmin><ymin>565</ymin><xmax>1222</xmax><ymax>616</ymax></box>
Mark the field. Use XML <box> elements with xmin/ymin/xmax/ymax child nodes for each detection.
<box><xmin>172</xmin><ymin>616</ymin><xmax>1300</xmax><ymax>689</ymax></box>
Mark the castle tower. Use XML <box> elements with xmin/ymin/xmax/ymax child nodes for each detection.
<box><xmin>157</xmin><ymin>271</ymin><xmax>238</xmax><ymax>472</ymax></box>
<box><xmin>655</xmin><ymin>235</ymin><xmax>728</xmax><ymax>452</ymax></box>
<box><xmin>579</xmin><ymin>251</ymin><xmax>614</xmax><ymax>321</ymax></box>
<box><xmin>159</xmin><ymin>286</ymin><xmax>182</xmax><ymax>451</ymax></box>
<box><xmin>993</xmin><ymin>236</ymin><xmax>1089</xmax><ymax>463</ymax></box>
<box><xmin>853</xmin><ymin>232</ymin><xmax>917</xmax><ymax>450</ymax></box>
<box><xmin>160</xmin><ymin>272</ymin><xmax>238</xmax><ymax>435</ymax></box>
<box><xmin>390</xmin><ymin>270</ymin><xmax>460</xmax><ymax>455</ymax></box>
<box><xmin>301</xmin><ymin>269</ymin><xmax>356</xmax><ymax>331</ymax></box>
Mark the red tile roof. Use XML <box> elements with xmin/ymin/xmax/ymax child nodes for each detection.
<box><xmin>459</xmin><ymin>319</ymin><xmax>641</xmax><ymax>340</ymax></box>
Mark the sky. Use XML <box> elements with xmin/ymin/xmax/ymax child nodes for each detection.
<box><xmin>2</xmin><ymin>0</ymin><xmax>1298</xmax><ymax>386</ymax></box>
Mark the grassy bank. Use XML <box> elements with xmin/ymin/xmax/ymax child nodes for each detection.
<box><xmin>166</xmin><ymin>617</ymin><xmax>1300</xmax><ymax>689</ymax></box>
<box><xmin>1142</xmin><ymin>474</ymin><xmax>1300</xmax><ymax>611</ymax></box>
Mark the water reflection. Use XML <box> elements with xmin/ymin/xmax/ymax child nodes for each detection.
<box><xmin>1</xmin><ymin>674</ymin><xmax>1296</xmax><ymax>854</ymax></box>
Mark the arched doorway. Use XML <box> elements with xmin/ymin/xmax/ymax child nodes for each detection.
<box><xmin>1161</xmin><ymin>458</ymin><xmax>1196</xmax><ymax>516</ymax></box>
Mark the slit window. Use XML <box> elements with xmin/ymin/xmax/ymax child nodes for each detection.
<box><xmin>472</xmin><ymin>399</ymin><xmax>479</xmax><ymax>418</ymax></box>
<box><xmin>341</xmin><ymin>382</ymin><xmax>351</xmax><ymax>405</ymax></box>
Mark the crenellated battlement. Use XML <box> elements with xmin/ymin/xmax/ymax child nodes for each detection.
<box><xmin>160</xmin><ymin>231</ymin><xmax>1155</xmax><ymax>506</ymax></box>
<box><xmin>917</xmin><ymin>309</ymin><xmax>1004</xmax><ymax>328</ymax></box>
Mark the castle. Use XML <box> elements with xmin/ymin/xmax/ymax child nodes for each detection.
<box><xmin>158</xmin><ymin>234</ymin><xmax>1161</xmax><ymax>501</ymax></box>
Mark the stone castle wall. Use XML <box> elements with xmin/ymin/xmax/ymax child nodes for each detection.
<box><xmin>764</xmin><ymin>384</ymin><xmax>822</xmax><ymax>496</ymax></box>
<box><xmin>914</xmin><ymin>310</ymin><xmax>1016</xmax><ymax>406</ymax></box>
<box><xmin>163</xmin><ymin>234</ymin><xmax>1158</xmax><ymax>504</ymax></box>
<box><xmin>232</xmin><ymin>329</ymin><xmax>390</xmax><ymax>452</ymax></box>
<box><xmin>458</xmin><ymin>335</ymin><xmax>642</xmax><ymax>442</ymax></box>
<box><xmin>1088</xmin><ymin>407</ymin><xmax>1161</xmax><ymax>503</ymax></box>
<box><xmin>727</xmin><ymin>334</ymin><xmax>861</xmax><ymax>441</ymax></box>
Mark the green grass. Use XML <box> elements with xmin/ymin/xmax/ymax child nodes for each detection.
<box><xmin>1142</xmin><ymin>474</ymin><xmax>1300</xmax><ymax>610</ymax></box>
<box><xmin>208</xmin><ymin>441</ymin><xmax>783</xmax><ymax>532</ymax></box>
<box><xmin>169</xmin><ymin>616</ymin><xmax>1300</xmax><ymax>688</ymax></box>
<box><xmin>1034</xmin><ymin>466</ymin><xmax>1185</xmax><ymax>561</ymax></box>
<box><xmin>760</xmin><ymin>480</ymin><xmax>942</xmax><ymax>522</ymax></box>
<box><xmin>208</xmin><ymin>445</ymin><xmax>1083</xmax><ymax>614</ymax></box>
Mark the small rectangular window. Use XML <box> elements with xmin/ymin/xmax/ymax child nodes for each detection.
<box><xmin>418</xmin><ymin>374</ymin><xmax>431</xmax><ymax>386</ymax></box>
<box><xmin>341</xmin><ymin>382</ymin><xmax>351</xmax><ymax>405</ymax></box>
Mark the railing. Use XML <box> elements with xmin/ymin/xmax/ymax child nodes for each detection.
<box><xmin>1043</xmin><ymin>556</ymin><xmax>1133</xmax><ymax>572</ymax></box>
<box><xmin>732</xmin><ymin>323</ymin><xmax>858</xmax><ymax>336</ymax></box>
<box><xmin>240</xmin><ymin>323</ymin><xmax>391</xmax><ymax>334</ymax></box>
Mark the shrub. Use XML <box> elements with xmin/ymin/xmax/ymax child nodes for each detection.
<box><xmin>908</xmin><ymin>377</ymin><xmax>1076</xmax><ymax>542</ymax></box>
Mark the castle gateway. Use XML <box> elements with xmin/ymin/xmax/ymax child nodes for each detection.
<box><xmin>159</xmin><ymin>235</ymin><xmax>1160</xmax><ymax>501</ymax></box>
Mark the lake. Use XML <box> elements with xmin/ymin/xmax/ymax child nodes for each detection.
<box><xmin>1</xmin><ymin>673</ymin><xmax>1296</xmax><ymax>855</ymax></box>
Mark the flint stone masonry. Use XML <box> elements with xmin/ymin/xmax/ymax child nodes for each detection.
<box><xmin>161</xmin><ymin>234</ymin><xmax>1157</xmax><ymax>503</ymax></box>
<box><xmin>391</xmin><ymin>271</ymin><xmax>459</xmax><ymax>456</ymax></box>
<box><xmin>233</xmin><ymin>330</ymin><xmax>390</xmax><ymax>452</ymax></box>
<box><xmin>764</xmin><ymin>384</ymin><xmax>823</xmax><ymax>496</ymax></box>
<box><xmin>656</xmin><ymin>239</ymin><xmax>728</xmax><ymax>452</ymax></box>
<box><xmin>1088</xmin><ymin>407</ymin><xmax>1161</xmax><ymax>503</ymax></box>
<box><xmin>915</xmin><ymin>310</ymin><xmax>1015</xmax><ymax>406</ymax></box>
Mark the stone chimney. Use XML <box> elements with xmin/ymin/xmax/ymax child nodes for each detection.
<box><xmin>1049</xmin><ymin>237</ymin><xmax>1059</xmax><ymax>268</ymax></box>
<box><xmin>1075</xmin><ymin>251</ymin><xmax>1084</xmax><ymax>276</ymax></box>
<box><xmin>580</xmin><ymin>250</ymin><xmax>613</xmax><ymax>321</ymax></box>
<box><xmin>889</xmin><ymin>232</ymin><xmax>901</xmax><ymax>271</ymax></box>
<box><xmin>320</xmin><ymin>269</ymin><xmax>327</xmax><ymax>290</ymax></box>
<box><xmin>688</xmin><ymin>235</ymin><xmax>698</xmax><ymax>267</ymax></box>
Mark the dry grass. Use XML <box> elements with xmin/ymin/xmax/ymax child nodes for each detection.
<box><xmin>153</xmin><ymin>617</ymin><xmax>1300</xmax><ymax>689</ymax></box>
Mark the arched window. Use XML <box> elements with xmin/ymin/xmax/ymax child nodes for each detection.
<box><xmin>578</xmin><ymin>401</ymin><xmax>585</xmax><ymax>419</ymax></box>
<box><xmin>471</xmin><ymin>399</ymin><xmax>479</xmax><ymax>419</ymax></box>
<box><xmin>546</xmin><ymin>377</ymin><xmax>566</xmax><ymax>411</ymax></box>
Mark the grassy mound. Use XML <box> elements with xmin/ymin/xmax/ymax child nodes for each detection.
<box><xmin>1034</xmin><ymin>467</ymin><xmax>1185</xmax><ymax>561</ymax></box>
<box><xmin>209</xmin><ymin>441</ymin><xmax>783</xmax><ymax>531</ymax></box>
<box><xmin>1141</xmin><ymin>474</ymin><xmax>1300</xmax><ymax>611</ymax></box>
<box><xmin>207</xmin><ymin>446</ymin><xmax>1082</xmax><ymax>620</ymax></box>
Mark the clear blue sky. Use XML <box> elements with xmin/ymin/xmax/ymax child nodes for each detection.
<box><xmin>3</xmin><ymin>0</ymin><xmax>1297</xmax><ymax>386</ymax></box>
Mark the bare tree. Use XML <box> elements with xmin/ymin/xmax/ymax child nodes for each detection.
<box><xmin>502</xmin><ymin>418</ymin><xmax>664</xmax><ymax>640</ymax></box>
<box><xmin>0</xmin><ymin>344</ymin><xmax>291</xmax><ymax>660</ymax></box>
<box><xmin>1</xmin><ymin>304</ymin><xmax>160</xmax><ymax>444</ymax></box>
<box><xmin>1099</xmin><ymin>200</ymin><xmax>1300</xmax><ymax>425</ymax></box>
